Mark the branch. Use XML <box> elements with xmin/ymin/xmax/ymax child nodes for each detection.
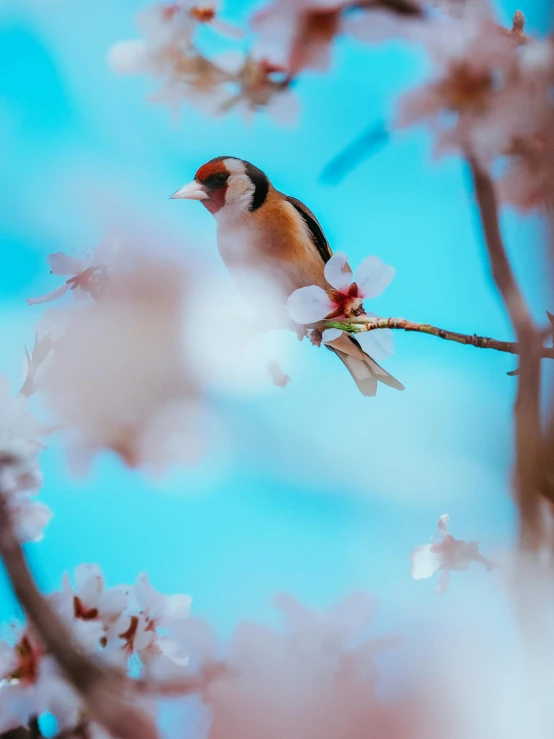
<box><xmin>467</xmin><ymin>157</ymin><xmax>544</xmax><ymax>549</ymax></box>
<box><xmin>327</xmin><ymin>315</ymin><xmax>554</xmax><ymax>360</ymax></box>
<box><xmin>0</xmin><ymin>461</ymin><xmax>159</xmax><ymax>739</ymax></box>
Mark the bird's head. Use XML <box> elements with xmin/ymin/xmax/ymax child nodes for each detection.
<box><xmin>170</xmin><ymin>156</ymin><xmax>269</xmax><ymax>218</ymax></box>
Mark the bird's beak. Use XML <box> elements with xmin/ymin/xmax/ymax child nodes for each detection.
<box><xmin>170</xmin><ymin>181</ymin><xmax>209</xmax><ymax>201</ymax></box>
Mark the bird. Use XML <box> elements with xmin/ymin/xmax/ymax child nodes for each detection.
<box><xmin>171</xmin><ymin>156</ymin><xmax>403</xmax><ymax>396</ymax></box>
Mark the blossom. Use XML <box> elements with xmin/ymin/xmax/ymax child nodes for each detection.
<box><xmin>109</xmin><ymin>2</ymin><xmax>248</xmax><ymax>119</ymax></box>
<box><xmin>26</xmin><ymin>240</ymin><xmax>117</xmax><ymax>306</ymax></box>
<box><xmin>395</xmin><ymin>17</ymin><xmax>521</xmax><ymax>159</ymax></box>
<box><xmin>251</xmin><ymin>0</ymin><xmax>350</xmax><ymax>76</ymax></box>
<box><xmin>206</xmin><ymin>593</ymin><xmax>399</xmax><ymax>739</ymax></box>
<box><xmin>410</xmin><ymin>514</ymin><xmax>496</xmax><ymax>594</ymax></box>
<box><xmin>286</xmin><ymin>251</ymin><xmax>396</xmax><ymax>361</ymax></box>
<box><xmin>115</xmin><ymin>573</ymin><xmax>192</xmax><ymax>678</ymax></box>
<box><xmin>0</xmin><ymin>377</ymin><xmax>51</xmax><ymax>543</ymax></box>
<box><xmin>34</xmin><ymin>240</ymin><xmax>209</xmax><ymax>473</ymax></box>
<box><xmin>396</xmin><ymin>13</ymin><xmax>554</xmax><ymax>212</ymax></box>
<box><xmin>0</xmin><ymin>631</ymin><xmax>80</xmax><ymax>734</ymax></box>
<box><xmin>49</xmin><ymin>564</ymin><xmax>130</xmax><ymax>652</ymax></box>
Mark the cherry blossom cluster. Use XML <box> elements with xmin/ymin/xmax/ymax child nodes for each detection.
<box><xmin>108</xmin><ymin>1</ymin><xmax>297</xmax><ymax>123</ymax></box>
<box><xmin>396</xmin><ymin>15</ymin><xmax>554</xmax><ymax>211</ymax></box>
<box><xmin>0</xmin><ymin>565</ymin><xmax>192</xmax><ymax>735</ymax></box>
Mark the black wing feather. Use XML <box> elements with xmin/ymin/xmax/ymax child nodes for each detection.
<box><xmin>285</xmin><ymin>196</ymin><xmax>333</xmax><ymax>264</ymax></box>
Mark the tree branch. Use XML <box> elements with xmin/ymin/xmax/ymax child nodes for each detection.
<box><xmin>327</xmin><ymin>315</ymin><xmax>554</xmax><ymax>360</ymax></box>
<box><xmin>467</xmin><ymin>157</ymin><xmax>544</xmax><ymax>549</ymax></box>
<box><xmin>0</xmin><ymin>465</ymin><xmax>159</xmax><ymax>739</ymax></box>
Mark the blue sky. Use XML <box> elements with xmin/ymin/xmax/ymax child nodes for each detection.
<box><xmin>0</xmin><ymin>0</ymin><xmax>551</xmax><ymax>673</ymax></box>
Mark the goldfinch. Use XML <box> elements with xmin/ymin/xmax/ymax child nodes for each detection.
<box><xmin>171</xmin><ymin>156</ymin><xmax>403</xmax><ymax>396</ymax></box>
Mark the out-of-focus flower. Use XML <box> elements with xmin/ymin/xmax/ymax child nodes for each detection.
<box><xmin>206</xmin><ymin>592</ymin><xmax>398</xmax><ymax>739</ymax></box>
<box><xmin>26</xmin><ymin>240</ymin><xmax>118</xmax><ymax>306</ymax></box>
<box><xmin>0</xmin><ymin>630</ymin><xmax>80</xmax><ymax>735</ymax></box>
<box><xmin>0</xmin><ymin>378</ymin><xmax>51</xmax><ymax>543</ymax></box>
<box><xmin>286</xmin><ymin>251</ymin><xmax>396</xmax><ymax>361</ymax></box>
<box><xmin>252</xmin><ymin>0</ymin><xmax>350</xmax><ymax>76</ymax></box>
<box><xmin>34</xmin><ymin>240</ymin><xmax>209</xmax><ymax>474</ymax></box>
<box><xmin>396</xmin><ymin>14</ymin><xmax>553</xmax><ymax>210</ymax></box>
<box><xmin>108</xmin><ymin>2</ymin><xmax>289</xmax><ymax>121</ymax></box>
<box><xmin>410</xmin><ymin>514</ymin><xmax>496</xmax><ymax>594</ymax></box>
<box><xmin>396</xmin><ymin>18</ymin><xmax>519</xmax><ymax>157</ymax></box>
<box><xmin>252</xmin><ymin>0</ymin><xmax>423</xmax><ymax>75</ymax></box>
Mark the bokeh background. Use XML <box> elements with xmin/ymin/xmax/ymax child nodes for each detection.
<box><xmin>0</xmin><ymin>0</ymin><xmax>552</xmax><ymax>703</ymax></box>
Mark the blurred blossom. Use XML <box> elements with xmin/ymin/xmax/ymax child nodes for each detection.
<box><xmin>396</xmin><ymin>15</ymin><xmax>554</xmax><ymax>210</ymax></box>
<box><xmin>287</xmin><ymin>251</ymin><xmax>396</xmax><ymax>361</ymax></box>
<box><xmin>0</xmin><ymin>378</ymin><xmax>51</xmax><ymax>543</ymax></box>
<box><xmin>251</xmin><ymin>0</ymin><xmax>350</xmax><ymax>75</ymax></box>
<box><xmin>108</xmin><ymin>2</ymin><xmax>294</xmax><ymax>121</ymax></box>
<box><xmin>202</xmin><ymin>592</ymin><xmax>399</xmax><ymax>739</ymax></box>
<box><xmin>32</xmin><ymin>239</ymin><xmax>209</xmax><ymax>474</ymax></box>
<box><xmin>26</xmin><ymin>239</ymin><xmax>119</xmax><ymax>306</ymax></box>
<box><xmin>410</xmin><ymin>514</ymin><xmax>497</xmax><ymax>594</ymax></box>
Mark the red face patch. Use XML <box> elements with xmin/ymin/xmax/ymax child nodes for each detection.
<box><xmin>195</xmin><ymin>159</ymin><xmax>231</xmax><ymax>214</ymax></box>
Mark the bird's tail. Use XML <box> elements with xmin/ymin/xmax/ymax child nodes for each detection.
<box><xmin>326</xmin><ymin>333</ymin><xmax>404</xmax><ymax>397</ymax></box>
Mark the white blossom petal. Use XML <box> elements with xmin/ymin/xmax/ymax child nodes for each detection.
<box><xmin>355</xmin><ymin>256</ymin><xmax>395</xmax><ymax>299</ymax></box>
<box><xmin>321</xmin><ymin>328</ymin><xmax>343</xmax><ymax>344</ymax></box>
<box><xmin>286</xmin><ymin>286</ymin><xmax>334</xmax><ymax>324</ymax></box>
<box><xmin>323</xmin><ymin>251</ymin><xmax>353</xmax><ymax>291</ymax></box>
<box><xmin>46</xmin><ymin>253</ymin><xmax>85</xmax><ymax>276</ymax></box>
<box><xmin>410</xmin><ymin>544</ymin><xmax>442</xmax><ymax>580</ymax></box>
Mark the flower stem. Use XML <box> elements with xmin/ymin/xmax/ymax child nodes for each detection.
<box><xmin>327</xmin><ymin>315</ymin><xmax>554</xmax><ymax>360</ymax></box>
<box><xmin>0</xmin><ymin>457</ymin><xmax>160</xmax><ymax>739</ymax></box>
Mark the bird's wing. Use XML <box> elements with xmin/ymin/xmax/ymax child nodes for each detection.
<box><xmin>285</xmin><ymin>196</ymin><xmax>333</xmax><ymax>264</ymax></box>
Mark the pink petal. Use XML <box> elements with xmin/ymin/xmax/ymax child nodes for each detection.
<box><xmin>321</xmin><ymin>327</ymin><xmax>343</xmax><ymax>344</ymax></box>
<box><xmin>410</xmin><ymin>544</ymin><xmax>442</xmax><ymax>580</ymax></box>
<box><xmin>355</xmin><ymin>256</ymin><xmax>395</xmax><ymax>299</ymax></box>
<box><xmin>47</xmin><ymin>253</ymin><xmax>85</xmax><ymax>276</ymax></box>
<box><xmin>26</xmin><ymin>283</ymin><xmax>70</xmax><ymax>306</ymax></box>
<box><xmin>286</xmin><ymin>285</ymin><xmax>334</xmax><ymax>324</ymax></box>
<box><xmin>323</xmin><ymin>251</ymin><xmax>353</xmax><ymax>291</ymax></box>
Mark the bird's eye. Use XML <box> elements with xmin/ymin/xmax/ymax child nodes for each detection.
<box><xmin>215</xmin><ymin>172</ymin><xmax>229</xmax><ymax>184</ymax></box>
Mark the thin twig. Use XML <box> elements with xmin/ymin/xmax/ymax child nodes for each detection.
<box><xmin>468</xmin><ymin>157</ymin><xmax>544</xmax><ymax>549</ymax></box>
<box><xmin>327</xmin><ymin>315</ymin><xmax>554</xmax><ymax>360</ymax></box>
<box><xmin>0</xmin><ymin>472</ymin><xmax>159</xmax><ymax>739</ymax></box>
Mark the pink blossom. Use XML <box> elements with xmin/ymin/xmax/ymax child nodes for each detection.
<box><xmin>35</xmin><ymin>241</ymin><xmax>208</xmax><ymax>473</ymax></box>
<box><xmin>115</xmin><ymin>573</ymin><xmax>192</xmax><ymax>678</ymax></box>
<box><xmin>410</xmin><ymin>514</ymin><xmax>496</xmax><ymax>594</ymax></box>
<box><xmin>286</xmin><ymin>251</ymin><xmax>396</xmax><ymax>360</ymax></box>
<box><xmin>26</xmin><ymin>240</ymin><xmax>117</xmax><ymax>306</ymax></box>
<box><xmin>109</xmin><ymin>2</ymin><xmax>248</xmax><ymax>119</ymax></box>
<box><xmin>0</xmin><ymin>631</ymin><xmax>80</xmax><ymax>735</ymax></box>
<box><xmin>395</xmin><ymin>18</ymin><xmax>522</xmax><ymax>160</ymax></box>
<box><xmin>252</xmin><ymin>0</ymin><xmax>351</xmax><ymax>75</ymax></box>
<box><xmin>49</xmin><ymin>564</ymin><xmax>130</xmax><ymax>652</ymax></box>
<box><xmin>206</xmin><ymin>593</ymin><xmax>398</xmax><ymax>739</ymax></box>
